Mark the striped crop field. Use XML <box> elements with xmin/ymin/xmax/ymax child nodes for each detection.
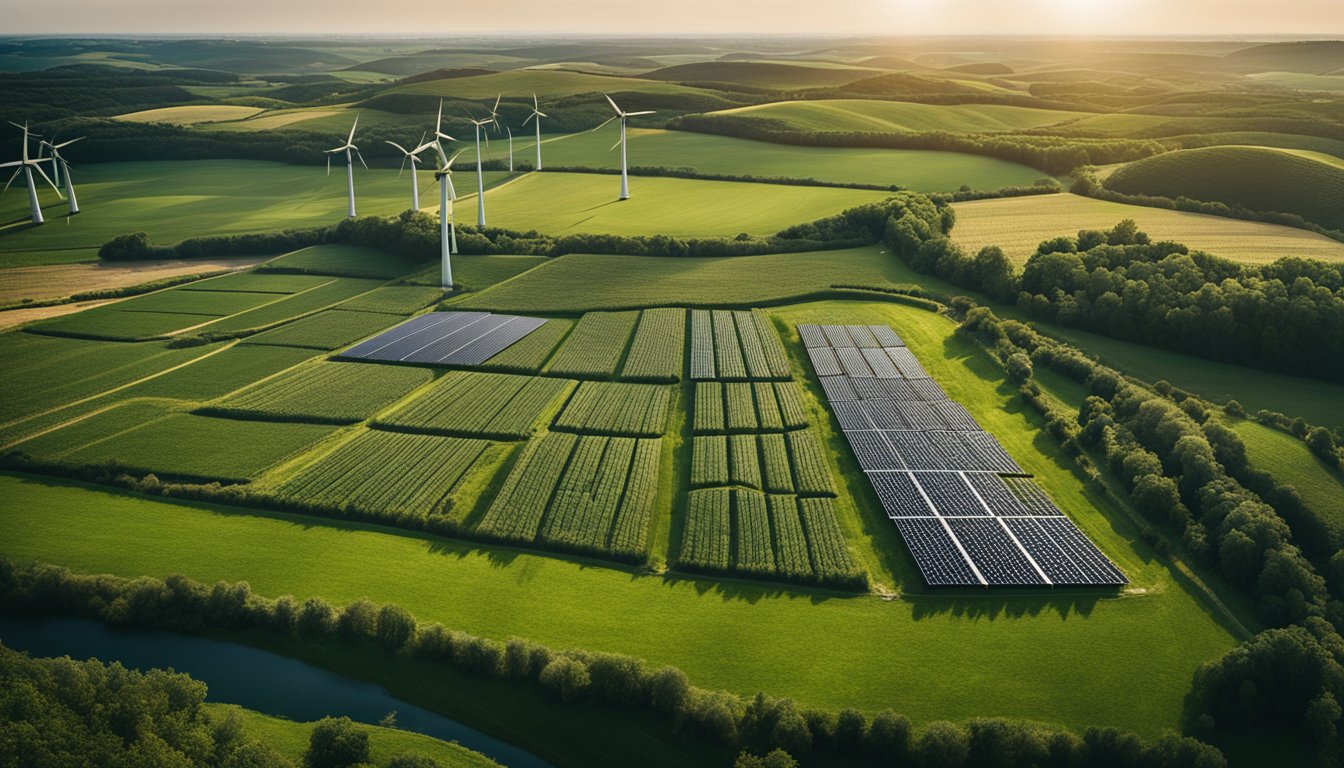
<box><xmin>240</xmin><ymin>309</ymin><xmax>402</xmax><ymax>351</ymax></box>
<box><xmin>336</xmin><ymin>286</ymin><xmax>446</xmax><ymax>316</ymax></box>
<box><xmin>689</xmin><ymin>309</ymin><xmax>793</xmax><ymax>381</ymax></box>
<box><xmin>620</xmin><ymin>308</ymin><xmax>687</xmax><ymax>382</ymax></box>
<box><xmin>203</xmin><ymin>361</ymin><xmax>432</xmax><ymax>424</ymax></box>
<box><xmin>376</xmin><ymin>371</ymin><xmax>575</xmax><ymax>439</ymax></box>
<box><xmin>551</xmin><ymin>382</ymin><xmax>672</xmax><ymax>437</ymax></box>
<box><xmin>264</xmin><ymin>429</ymin><xmax>491</xmax><ymax>525</ymax></box>
<box><xmin>693</xmin><ymin>381</ymin><xmax>810</xmax><ymax>434</ymax></box>
<box><xmin>678</xmin><ymin>488</ymin><xmax>863</xmax><ymax>588</ymax></box>
<box><xmin>545</xmin><ymin>311</ymin><xmax>639</xmax><ymax>378</ymax></box>
<box><xmin>475</xmin><ymin>431</ymin><xmax>660</xmax><ymax>561</ymax></box>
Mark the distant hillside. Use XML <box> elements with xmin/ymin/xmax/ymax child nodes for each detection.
<box><xmin>944</xmin><ymin>62</ymin><xmax>1014</xmax><ymax>75</ymax></box>
<box><xmin>856</xmin><ymin>55</ymin><xmax>920</xmax><ymax>70</ymax></box>
<box><xmin>641</xmin><ymin>61</ymin><xmax>881</xmax><ymax>88</ymax></box>
<box><xmin>1225</xmin><ymin>41</ymin><xmax>1344</xmax><ymax>75</ymax></box>
<box><xmin>1104</xmin><ymin>146</ymin><xmax>1344</xmax><ymax>230</ymax></box>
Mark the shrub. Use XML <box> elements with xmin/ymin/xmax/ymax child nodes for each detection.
<box><xmin>304</xmin><ymin>717</ymin><xmax>369</xmax><ymax>768</ymax></box>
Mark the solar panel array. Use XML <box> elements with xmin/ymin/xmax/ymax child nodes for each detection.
<box><xmin>339</xmin><ymin>311</ymin><xmax>549</xmax><ymax>366</ymax></box>
<box><xmin>800</xmin><ymin>323</ymin><xmax>1126</xmax><ymax>588</ymax></box>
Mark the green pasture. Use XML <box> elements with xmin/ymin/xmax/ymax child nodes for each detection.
<box><xmin>210</xmin><ymin>705</ymin><xmax>498</xmax><ymax>768</ymax></box>
<box><xmin>454</xmin><ymin>245</ymin><xmax>915</xmax><ymax>313</ymax></box>
<box><xmin>114</xmin><ymin>105</ymin><xmax>266</xmax><ymax>124</ymax></box>
<box><xmin>0</xmin><ymin>298</ymin><xmax>1243</xmax><ymax>738</ymax></box>
<box><xmin>1028</xmin><ymin>322</ymin><xmax>1344</xmax><ymax>430</ymax></box>
<box><xmin>705</xmin><ymin>99</ymin><xmax>1088</xmax><ymax>133</ymax></box>
<box><xmin>478</xmin><ymin>172</ymin><xmax>890</xmax><ymax>237</ymax></box>
<box><xmin>1246</xmin><ymin>71</ymin><xmax>1344</xmax><ymax>92</ymax></box>
<box><xmin>950</xmin><ymin>193</ymin><xmax>1344</xmax><ymax>264</ymax></box>
<box><xmin>0</xmin><ymin>160</ymin><xmax>510</xmax><ymax>267</ymax></box>
<box><xmin>482</xmin><ymin>128</ymin><xmax>1045</xmax><ymax>191</ymax></box>
<box><xmin>1103</xmin><ymin>146</ymin><xmax>1344</xmax><ymax>229</ymax></box>
<box><xmin>1224</xmin><ymin>415</ymin><xmax>1344</xmax><ymax>539</ymax></box>
<box><xmin>641</xmin><ymin>61</ymin><xmax>884</xmax><ymax>88</ymax></box>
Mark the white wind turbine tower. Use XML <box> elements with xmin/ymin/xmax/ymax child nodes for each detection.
<box><xmin>429</xmin><ymin>143</ymin><xmax>465</xmax><ymax>288</ymax></box>
<box><xmin>325</xmin><ymin>116</ymin><xmax>366</xmax><ymax>218</ymax></box>
<box><xmin>2</xmin><ymin>122</ymin><xmax>62</xmax><ymax>225</ymax></box>
<box><xmin>465</xmin><ymin>94</ymin><xmax>500</xmax><ymax>227</ymax></box>
<box><xmin>506</xmin><ymin>126</ymin><xmax>513</xmax><ymax>173</ymax></box>
<box><xmin>39</xmin><ymin>135</ymin><xmax>85</xmax><ymax>215</ymax></box>
<box><xmin>594</xmin><ymin>94</ymin><xmax>655</xmax><ymax>200</ymax></box>
<box><xmin>522</xmin><ymin>93</ymin><xmax>548</xmax><ymax>170</ymax></box>
<box><xmin>386</xmin><ymin>132</ymin><xmax>429</xmax><ymax>210</ymax></box>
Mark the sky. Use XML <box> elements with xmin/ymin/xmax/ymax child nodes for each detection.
<box><xmin>5</xmin><ymin>0</ymin><xmax>1343</xmax><ymax>35</ymax></box>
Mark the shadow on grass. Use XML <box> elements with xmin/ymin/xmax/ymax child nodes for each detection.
<box><xmin>904</xmin><ymin>587</ymin><xmax>1109</xmax><ymax>621</ymax></box>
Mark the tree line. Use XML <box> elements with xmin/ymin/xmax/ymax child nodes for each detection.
<box><xmin>0</xmin><ymin>559</ymin><xmax>1226</xmax><ymax>768</ymax></box>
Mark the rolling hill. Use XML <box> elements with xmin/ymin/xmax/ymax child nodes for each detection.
<box><xmin>702</xmin><ymin>99</ymin><xmax>1085</xmax><ymax>134</ymax></box>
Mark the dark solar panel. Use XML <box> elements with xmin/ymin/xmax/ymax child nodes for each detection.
<box><xmin>338</xmin><ymin>311</ymin><xmax>548</xmax><ymax>367</ymax></box>
<box><xmin>963</xmin><ymin>473</ymin><xmax>1036</xmax><ymax>516</ymax></box>
<box><xmin>1036</xmin><ymin>517</ymin><xmax>1128</xmax><ymax>585</ymax></box>
<box><xmin>822</xmin><ymin>324</ymin><xmax>854</xmax><ymax>347</ymax></box>
<box><xmin>869</xmin><ymin>325</ymin><xmax>904</xmax><ymax>347</ymax></box>
<box><xmin>1003</xmin><ymin>518</ymin><xmax>1091</xmax><ymax>584</ymax></box>
<box><xmin>869</xmin><ymin>471</ymin><xmax>933</xmax><ymax>517</ymax></box>
<box><xmin>931</xmin><ymin>401</ymin><xmax>981</xmax><ymax>431</ymax></box>
<box><xmin>807</xmin><ymin>346</ymin><xmax>843</xmax><ymax>377</ymax></box>
<box><xmin>861</xmin><ymin>347</ymin><xmax>901</xmax><ymax>378</ymax></box>
<box><xmin>443</xmin><ymin>316</ymin><xmax>549</xmax><ymax>365</ymax></box>
<box><xmin>893</xmin><ymin>518</ymin><xmax>982</xmax><ymax>586</ymax></box>
<box><xmin>885</xmin><ymin>347</ymin><xmax>928</xmax><ymax>378</ymax></box>
<box><xmin>844</xmin><ymin>325</ymin><xmax>881</xmax><ymax>348</ymax></box>
<box><xmin>831</xmin><ymin>400</ymin><xmax>873</xmax><ymax>431</ymax></box>
<box><xmin>946</xmin><ymin>518</ymin><xmax>1045</xmax><ymax>586</ymax></box>
<box><xmin>836</xmin><ymin>347</ymin><xmax>874</xmax><ymax>377</ymax></box>
<box><xmin>851</xmin><ymin>376</ymin><xmax>889</xmax><ymax>401</ymax></box>
<box><xmin>913</xmin><ymin>472</ymin><xmax>989</xmax><ymax>516</ymax></box>
<box><xmin>847</xmin><ymin>431</ymin><xmax>904</xmax><ymax>472</ymax></box>
<box><xmin>908</xmin><ymin>378</ymin><xmax>946</xmax><ymax>401</ymax></box>
<box><xmin>879</xmin><ymin>378</ymin><xmax>921</xmax><ymax>402</ymax></box>
<box><xmin>798</xmin><ymin>324</ymin><xmax>828</xmax><ymax>349</ymax></box>
<box><xmin>858</xmin><ymin>400</ymin><xmax>911</xmax><ymax>430</ymax></box>
<box><xmin>818</xmin><ymin>375</ymin><xmax>858</xmax><ymax>402</ymax></box>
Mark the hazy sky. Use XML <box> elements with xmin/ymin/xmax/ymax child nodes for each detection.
<box><xmin>6</xmin><ymin>0</ymin><xmax>1343</xmax><ymax>35</ymax></box>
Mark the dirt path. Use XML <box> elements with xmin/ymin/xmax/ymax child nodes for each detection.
<box><xmin>1</xmin><ymin>256</ymin><xmax>269</xmax><ymax>305</ymax></box>
<box><xmin>0</xmin><ymin>299</ymin><xmax>122</xmax><ymax>330</ymax></box>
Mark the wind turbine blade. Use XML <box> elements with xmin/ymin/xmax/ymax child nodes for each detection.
<box><xmin>398</xmin><ymin>154</ymin><xmax>408</xmax><ymax>177</ymax></box>
<box><xmin>386</xmin><ymin>140</ymin><xmax>409</xmax><ymax>155</ymax></box>
<box><xmin>2</xmin><ymin>167</ymin><xmax>21</xmax><ymax>195</ymax></box>
<box><xmin>533</xmin><ymin>93</ymin><xmax>539</xmax><ymax>110</ymax></box>
<box><xmin>437</xmin><ymin>99</ymin><xmax>445</xmax><ymax>133</ymax></box>
<box><xmin>610</xmin><ymin>136</ymin><xmax>622</xmax><ymax>152</ymax></box>
<box><xmin>535</xmin><ymin>109</ymin><xmax>548</xmax><ymax>118</ymax></box>
<box><xmin>355</xmin><ymin>149</ymin><xmax>368</xmax><ymax>170</ymax></box>
<box><xmin>348</xmin><ymin>115</ymin><xmax>359</xmax><ymax>143</ymax></box>
<box><xmin>446</xmin><ymin>176</ymin><xmax>456</xmax><ymax>200</ymax></box>
<box><xmin>56</xmin><ymin>137</ymin><xmax>85</xmax><ymax>149</ymax></box>
<box><xmin>448</xmin><ymin>149</ymin><xmax>465</xmax><ymax>168</ymax></box>
<box><xmin>603</xmin><ymin>93</ymin><xmax>621</xmax><ymax>115</ymax></box>
<box><xmin>625</xmin><ymin>110</ymin><xmax>656</xmax><ymax>116</ymax></box>
<box><xmin>491</xmin><ymin>94</ymin><xmax>501</xmax><ymax>115</ymax></box>
<box><xmin>327</xmin><ymin>154</ymin><xmax>332</xmax><ymax>176</ymax></box>
<box><xmin>31</xmin><ymin>163</ymin><xmax>61</xmax><ymax>196</ymax></box>
<box><xmin>589</xmin><ymin>115</ymin><xmax>617</xmax><ymax>133</ymax></box>
<box><xmin>522</xmin><ymin>113</ymin><xmax>534</xmax><ymax>126</ymax></box>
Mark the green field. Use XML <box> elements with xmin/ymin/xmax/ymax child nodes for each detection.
<box><xmin>951</xmin><ymin>193</ymin><xmax>1344</xmax><ymax>264</ymax></box>
<box><xmin>212</xmin><ymin>704</ymin><xmax>499</xmax><ymax>768</ymax></box>
<box><xmin>482</xmin><ymin>128</ymin><xmax>1045</xmax><ymax>191</ymax></box>
<box><xmin>0</xmin><ymin>161</ymin><xmax>511</xmax><ymax>268</ymax></box>
<box><xmin>478</xmin><ymin>172</ymin><xmax>891</xmax><ymax>237</ymax></box>
<box><xmin>0</xmin><ymin>298</ymin><xmax>1245</xmax><ymax>739</ymax></box>
<box><xmin>1030</xmin><ymin>322</ymin><xmax>1344</xmax><ymax>429</ymax></box>
<box><xmin>706</xmin><ymin>99</ymin><xmax>1088</xmax><ymax>133</ymax></box>
<box><xmin>1224</xmin><ymin>416</ymin><xmax>1344</xmax><ymax>539</ymax></box>
<box><xmin>1103</xmin><ymin>146</ymin><xmax>1344</xmax><ymax>229</ymax></box>
<box><xmin>455</xmin><ymin>245</ymin><xmax>917</xmax><ymax>312</ymax></box>
<box><xmin>642</xmin><ymin>61</ymin><xmax>884</xmax><ymax>88</ymax></box>
<box><xmin>388</xmin><ymin>69</ymin><xmax>723</xmax><ymax>99</ymax></box>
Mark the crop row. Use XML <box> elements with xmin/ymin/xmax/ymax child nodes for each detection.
<box><xmin>693</xmin><ymin>381</ymin><xmax>810</xmax><ymax>434</ymax></box>
<box><xmin>204</xmin><ymin>361</ymin><xmax>431</xmax><ymax>425</ymax></box>
<box><xmin>620</xmin><ymin>308</ymin><xmax>687</xmax><ymax>383</ymax></box>
<box><xmin>677</xmin><ymin>489</ymin><xmax>864</xmax><ymax>588</ymax></box>
<box><xmin>336</xmin><ymin>286</ymin><xmax>445</xmax><ymax>316</ymax></box>
<box><xmin>689</xmin><ymin>309</ymin><xmax>793</xmax><ymax>381</ymax></box>
<box><xmin>376</xmin><ymin>371</ymin><xmax>574</xmax><ymax>439</ymax></box>
<box><xmin>546</xmin><ymin>310</ymin><xmax>638</xmax><ymax>378</ymax></box>
<box><xmin>240</xmin><ymin>309</ymin><xmax>402</xmax><ymax>351</ymax></box>
<box><xmin>476</xmin><ymin>431</ymin><xmax>660</xmax><ymax>561</ymax></box>
<box><xmin>689</xmin><ymin>429</ymin><xmax>833</xmax><ymax>496</ymax></box>
<box><xmin>266</xmin><ymin>429</ymin><xmax>489</xmax><ymax>525</ymax></box>
<box><xmin>552</xmin><ymin>381</ymin><xmax>671</xmax><ymax>437</ymax></box>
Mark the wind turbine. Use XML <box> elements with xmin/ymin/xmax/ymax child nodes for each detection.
<box><xmin>506</xmin><ymin>126</ymin><xmax>513</xmax><ymax>173</ymax></box>
<box><xmin>429</xmin><ymin>143</ymin><xmax>465</xmax><ymax>288</ymax></box>
<box><xmin>593</xmin><ymin>94</ymin><xmax>655</xmax><ymax>200</ymax></box>
<box><xmin>522</xmin><ymin>93</ymin><xmax>548</xmax><ymax>171</ymax></box>
<box><xmin>2</xmin><ymin>122</ymin><xmax>62</xmax><ymax>225</ymax></box>
<box><xmin>465</xmin><ymin>94</ymin><xmax>500</xmax><ymax>227</ymax></box>
<box><xmin>325</xmin><ymin>116</ymin><xmax>366</xmax><ymax>218</ymax></box>
<box><xmin>386</xmin><ymin>132</ymin><xmax>429</xmax><ymax>210</ymax></box>
<box><xmin>39</xmin><ymin>135</ymin><xmax>85</xmax><ymax>215</ymax></box>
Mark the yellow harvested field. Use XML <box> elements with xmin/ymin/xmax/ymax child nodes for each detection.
<box><xmin>226</xmin><ymin>108</ymin><xmax>347</xmax><ymax>130</ymax></box>
<box><xmin>1</xmin><ymin>257</ymin><xmax>268</xmax><ymax>304</ymax></box>
<box><xmin>951</xmin><ymin>193</ymin><xmax>1344</xmax><ymax>265</ymax></box>
<box><xmin>114</xmin><ymin>105</ymin><xmax>265</xmax><ymax>124</ymax></box>
<box><xmin>0</xmin><ymin>299</ymin><xmax>120</xmax><ymax>331</ymax></box>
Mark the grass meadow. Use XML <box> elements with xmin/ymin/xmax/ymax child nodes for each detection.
<box><xmin>706</xmin><ymin>99</ymin><xmax>1088</xmax><ymax>133</ymax></box>
<box><xmin>482</xmin><ymin>128</ymin><xmax>1046</xmax><ymax>191</ymax></box>
<box><xmin>950</xmin><ymin>193</ymin><xmax>1344</xmax><ymax>264</ymax></box>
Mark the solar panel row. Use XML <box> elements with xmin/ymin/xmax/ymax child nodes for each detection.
<box><xmin>799</xmin><ymin>322</ymin><xmax>1126</xmax><ymax>588</ymax></box>
<box><xmin>339</xmin><ymin>311</ymin><xmax>549</xmax><ymax>366</ymax></box>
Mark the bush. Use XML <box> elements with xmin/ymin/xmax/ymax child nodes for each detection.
<box><xmin>538</xmin><ymin>656</ymin><xmax>591</xmax><ymax>702</ymax></box>
<box><xmin>304</xmin><ymin>717</ymin><xmax>369</xmax><ymax>768</ymax></box>
<box><xmin>916</xmin><ymin>721</ymin><xmax>971</xmax><ymax>768</ymax></box>
<box><xmin>376</xmin><ymin>603</ymin><xmax>416</xmax><ymax>652</ymax></box>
